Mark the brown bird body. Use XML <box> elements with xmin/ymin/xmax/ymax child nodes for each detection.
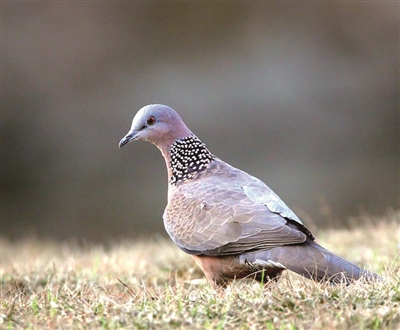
<box><xmin>119</xmin><ymin>104</ymin><xmax>379</xmax><ymax>286</ymax></box>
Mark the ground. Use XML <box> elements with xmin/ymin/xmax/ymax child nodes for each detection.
<box><xmin>1</xmin><ymin>211</ymin><xmax>399</xmax><ymax>329</ymax></box>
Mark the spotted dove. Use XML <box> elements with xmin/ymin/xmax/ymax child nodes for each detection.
<box><xmin>119</xmin><ymin>104</ymin><xmax>379</xmax><ymax>286</ymax></box>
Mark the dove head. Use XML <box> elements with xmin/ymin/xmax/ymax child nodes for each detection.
<box><xmin>120</xmin><ymin>104</ymin><xmax>215</xmax><ymax>185</ymax></box>
<box><xmin>119</xmin><ymin>104</ymin><xmax>193</xmax><ymax>151</ymax></box>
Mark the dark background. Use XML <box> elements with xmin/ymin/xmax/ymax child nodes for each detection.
<box><xmin>2</xmin><ymin>2</ymin><xmax>399</xmax><ymax>242</ymax></box>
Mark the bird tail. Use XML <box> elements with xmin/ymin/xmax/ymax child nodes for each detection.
<box><xmin>260</xmin><ymin>240</ymin><xmax>380</xmax><ymax>284</ymax></box>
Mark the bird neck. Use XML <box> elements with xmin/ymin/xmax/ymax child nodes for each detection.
<box><xmin>166</xmin><ymin>135</ymin><xmax>215</xmax><ymax>185</ymax></box>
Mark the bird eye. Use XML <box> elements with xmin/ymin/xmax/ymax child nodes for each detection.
<box><xmin>147</xmin><ymin>116</ymin><xmax>156</xmax><ymax>126</ymax></box>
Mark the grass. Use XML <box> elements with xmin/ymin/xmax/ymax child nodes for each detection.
<box><xmin>1</xmin><ymin>211</ymin><xmax>399</xmax><ymax>329</ymax></box>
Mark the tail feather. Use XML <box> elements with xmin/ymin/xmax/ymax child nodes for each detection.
<box><xmin>260</xmin><ymin>240</ymin><xmax>380</xmax><ymax>284</ymax></box>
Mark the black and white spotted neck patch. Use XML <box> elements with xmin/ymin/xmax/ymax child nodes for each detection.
<box><xmin>169</xmin><ymin>135</ymin><xmax>215</xmax><ymax>185</ymax></box>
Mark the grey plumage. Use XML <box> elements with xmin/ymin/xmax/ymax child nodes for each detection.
<box><xmin>119</xmin><ymin>104</ymin><xmax>379</xmax><ymax>286</ymax></box>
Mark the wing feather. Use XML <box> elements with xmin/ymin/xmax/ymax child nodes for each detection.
<box><xmin>164</xmin><ymin>160</ymin><xmax>312</xmax><ymax>256</ymax></box>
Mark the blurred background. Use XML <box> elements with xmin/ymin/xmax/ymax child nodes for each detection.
<box><xmin>2</xmin><ymin>2</ymin><xmax>399</xmax><ymax>243</ymax></box>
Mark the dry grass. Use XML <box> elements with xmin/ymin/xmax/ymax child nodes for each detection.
<box><xmin>1</xmin><ymin>211</ymin><xmax>399</xmax><ymax>329</ymax></box>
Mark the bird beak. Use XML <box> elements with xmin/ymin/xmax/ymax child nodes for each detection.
<box><xmin>119</xmin><ymin>130</ymin><xmax>139</xmax><ymax>148</ymax></box>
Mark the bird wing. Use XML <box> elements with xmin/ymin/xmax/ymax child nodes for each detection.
<box><xmin>163</xmin><ymin>161</ymin><xmax>313</xmax><ymax>256</ymax></box>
